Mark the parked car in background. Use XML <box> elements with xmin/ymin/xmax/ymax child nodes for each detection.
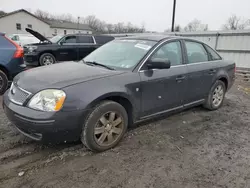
<box><xmin>0</xmin><ymin>32</ymin><xmax>26</xmax><ymax>95</ymax></box>
<box><xmin>23</xmin><ymin>28</ymin><xmax>115</xmax><ymax>66</ymax></box>
<box><xmin>3</xmin><ymin>35</ymin><xmax>235</xmax><ymax>152</ymax></box>
<box><xmin>7</xmin><ymin>34</ymin><xmax>40</xmax><ymax>47</ymax></box>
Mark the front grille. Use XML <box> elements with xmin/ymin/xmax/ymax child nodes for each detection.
<box><xmin>23</xmin><ymin>46</ymin><xmax>28</xmax><ymax>54</ymax></box>
<box><xmin>8</xmin><ymin>83</ymin><xmax>31</xmax><ymax>105</ymax></box>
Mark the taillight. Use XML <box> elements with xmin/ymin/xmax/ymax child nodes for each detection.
<box><xmin>4</xmin><ymin>36</ymin><xmax>24</xmax><ymax>58</ymax></box>
<box><xmin>13</xmin><ymin>45</ymin><xmax>24</xmax><ymax>58</ymax></box>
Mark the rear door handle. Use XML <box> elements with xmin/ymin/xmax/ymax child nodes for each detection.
<box><xmin>176</xmin><ymin>76</ymin><xmax>186</xmax><ymax>82</ymax></box>
<box><xmin>209</xmin><ymin>69</ymin><xmax>216</xmax><ymax>75</ymax></box>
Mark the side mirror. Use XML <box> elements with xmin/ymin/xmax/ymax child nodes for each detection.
<box><xmin>146</xmin><ymin>58</ymin><xmax>171</xmax><ymax>70</ymax></box>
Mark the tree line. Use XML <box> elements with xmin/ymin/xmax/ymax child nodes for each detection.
<box><xmin>0</xmin><ymin>9</ymin><xmax>250</xmax><ymax>32</ymax></box>
<box><xmin>33</xmin><ymin>9</ymin><xmax>145</xmax><ymax>34</ymax></box>
<box><xmin>169</xmin><ymin>15</ymin><xmax>250</xmax><ymax>32</ymax></box>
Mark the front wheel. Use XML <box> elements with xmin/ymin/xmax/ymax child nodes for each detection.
<box><xmin>203</xmin><ymin>80</ymin><xmax>226</xmax><ymax>110</ymax></box>
<box><xmin>81</xmin><ymin>101</ymin><xmax>128</xmax><ymax>152</ymax></box>
<box><xmin>39</xmin><ymin>53</ymin><xmax>56</xmax><ymax>66</ymax></box>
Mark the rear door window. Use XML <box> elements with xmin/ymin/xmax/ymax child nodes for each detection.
<box><xmin>185</xmin><ymin>41</ymin><xmax>208</xmax><ymax>64</ymax></box>
<box><xmin>77</xmin><ymin>36</ymin><xmax>94</xmax><ymax>44</ymax></box>
<box><xmin>64</xmin><ymin>36</ymin><xmax>77</xmax><ymax>43</ymax></box>
<box><xmin>94</xmin><ymin>36</ymin><xmax>114</xmax><ymax>45</ymax></box>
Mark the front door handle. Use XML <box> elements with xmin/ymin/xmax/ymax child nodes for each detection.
<box><xmin>176</xmin><ymin>76</ymin><xmax>186</xmax><ymax>82</ymax></box>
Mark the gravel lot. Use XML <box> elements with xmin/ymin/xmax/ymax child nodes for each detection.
<box><xmin>0</xmin><ymin>80</ymin><xmax>250</xmax><ymax>188</ymax></box>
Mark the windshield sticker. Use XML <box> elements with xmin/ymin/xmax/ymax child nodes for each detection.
<box><xmin>134</xmin><ymin>43</ymin><xmax>151</xmax><ymax>50</ymax></box>
<box><xmin>121</xmin><ymin>40</ymin><xmax>137</xmax><ymax>42</ymax></box>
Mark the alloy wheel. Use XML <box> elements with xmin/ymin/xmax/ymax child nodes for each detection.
<box><xmin>212</xmin><ymin>85</ymin><xmax>224</xmax><ymax>107</ymax></box>
<box><xmin>43</xmin><ymin>55</ymin><xmax>54</xmax><ymax>65</ymax></box>
<box><xmin>94</xmin><ymin>111</ymin><xmax>124</xmax><ymax>147</ymax></box>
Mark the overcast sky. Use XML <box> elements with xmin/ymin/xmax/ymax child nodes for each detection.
<box><xmin>1</xmin><ymin>0</ymin><xmax>250</xmax><ymax>31</ymax></box>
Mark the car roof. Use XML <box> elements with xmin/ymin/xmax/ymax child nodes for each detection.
<box><xmin>119</xmin><ymin>35</ymin><xmax>182</xmax><ymax>42</ymax></box>
<box><xmin>65</xmin><ymin>34</ymin><xmax>114</xmax><ymax>37</ymax></box>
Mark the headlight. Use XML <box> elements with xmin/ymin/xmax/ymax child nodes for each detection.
<box><xmin>26</xmin><ymin>46</ymin><xmax>38</xmax><ymax>53</ymax></box>
<box><xmin>28</xmin><ymin>89</ymin><xmax>66</xmax><ymax>112</ymax></box>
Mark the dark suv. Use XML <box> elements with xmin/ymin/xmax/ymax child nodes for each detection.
<box><xmin>23</xmin><ymin>28</ymin><xmax>114</xmax><ymax>66</ymax></box>
<box><xmin>0</xmin><ymin>32</ymin><xmax>26</xmax><ymax>95</ymax></box>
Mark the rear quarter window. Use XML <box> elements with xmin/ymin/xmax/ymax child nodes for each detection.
<box><xmin>204</xmin><ymin>44</ymin><xmax>222</xmax><ymax>61</ymax></box>
<box><xmin>78</xmin><ymin>36</ymin><xmax>94</xmax><ymax>43</ymax></box>
<box><xmin>94</xmin><ymin>36</ymin><xmax>114</xmax><ymax>45</ymax></box>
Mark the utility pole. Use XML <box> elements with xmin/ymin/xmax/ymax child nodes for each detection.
<box><xmin>171</xmin><ymin>0</ymin><xmax>176</xmax><ymax>32</ymax></box>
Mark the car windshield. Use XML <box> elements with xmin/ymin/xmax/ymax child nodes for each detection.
<box><xmin>50</xmin><ymin>35</ymin><xmax>63</xmax><ymax>43</ymax></box>
<box><xmin>83</xmin><ymin>39</ymin><xmax>156</xmax><ymax>69</ymax></box>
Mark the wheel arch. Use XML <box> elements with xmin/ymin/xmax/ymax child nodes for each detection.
<box><xmin>217</xmin><ymin>76</ymin><xmax>228</xmax><ymax>90</ymax></box>
<box><xmin>38</xmin><ymin>51</ymin><xmax>56</xmax><ymax>62</ymax></box>
<box><xmin>0</xmin><ymin>64</ymin><xmax>9</xmax><ymax>79</ymax></box>
<box><xmin>86</xmin><ymin>92</ymin><xmax>136</xmax><ymax>127</ymax></box>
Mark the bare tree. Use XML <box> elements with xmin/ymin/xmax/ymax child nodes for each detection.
<box><xmin>55</xmin><ymin>13</ymin><xmax>76</xmax><ymax>22</ymax></box>
<box><xmin>184</xmin><ymin>19</ymin><xmax>208</xmax><ymax>32</ymax></box>
<box><xmin>106</xmin><ymin>24</ymin><xmax>114</xmax><ymax>33</ymax></box>
<box><xmin>223</xmin><ymin>15</ymin><xmax>250</xmax><ymax>30</ymax></box>
<box><xmin>83</xmin><ymin>15</ymin><xmax>102</xmax><ymax>31</ymax></box>
<box><xmin>174</xmin><ymin>25</ymin><xmax>181</xmax><ymax>32</ymax></box>
<box><xmin>34</xmin><ymin>9</ymin><xmax>51</xmax><ymax>20</ymax></box>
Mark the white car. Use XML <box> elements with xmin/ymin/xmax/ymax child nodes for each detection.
<box><xmin>7</xmin><ymin>34</ymin><xmax>40</xmax><ymax>47</ymax></box>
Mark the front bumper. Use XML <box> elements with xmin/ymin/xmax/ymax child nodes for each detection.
<box><xmin>6</xmin><ymin>58</ymin><xmax>26</xmax><ymax>80</ymax></box>
<box><xmin>24</xmin><ymin>53</ymin><xmax>39</xmax><ymax>66</ymax></box>
<box><xmin>3</xmin><ymin>91</ymin><xmax>85</xmax><ymax>143</ymax></box>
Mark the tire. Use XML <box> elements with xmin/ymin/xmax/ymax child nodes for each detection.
<box><xmin>81</xmin><ymin>100</ymin><xmax>128</xmax><ymax>152</ymax></box>
<box><xmin>39</xmin><ymin>53</ymin><xmax>56</xmax><ymax>66</ymax></box>
<box><xmin>0</xmin><ymin>70</ymin><xmax>8</xmax><ymax>95</ymax></box>
<box><xmin>203</xmin><ymin>80</ymin><xmax>226</xmax><ymax>110</ymax></box>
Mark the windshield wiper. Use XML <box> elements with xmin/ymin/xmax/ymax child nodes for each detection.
<box><xmin>83</xmin><ymin>60</ymin><xmax>115</xmax><ymax>70</ymax></box>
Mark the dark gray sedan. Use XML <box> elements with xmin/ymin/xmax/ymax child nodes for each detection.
<box><xmin>3</xmin><ymin>35</ymin><xmax>235</xmax><ymax>152</ymax></box>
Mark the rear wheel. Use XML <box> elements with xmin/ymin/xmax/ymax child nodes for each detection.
<box><xmin>81</xmin><ymin>101</ymin><xmax>128</xmax><ymax>152</ymax></box>
<box><xmin>39</xmin><ymin>53</ymin><xmax>56</xmax><ymax>66</ymax></box>
<box><xmin>0</xmin><ymin>70</ymin><xmax>8</xmax><ymax>95</ymax></box>
<box><xmin>203</xmin><ymin>80</ymin><xmax>226</xmax><ymax>110</ymax></box>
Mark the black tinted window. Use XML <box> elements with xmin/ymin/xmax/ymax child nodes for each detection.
<box><xmin>151</xmin><ymin>41</ymin><xmax>182</xmax><ymax>66</ymax></box>
<box><xmin>78</xmin><ymin>36</ymin><xmax>94</xmax><ymax>43</ymax></box>
<box><xmin>185</xmin><ymin>41</ymin><xmax>208</xmax><ymax>63</ymax></box>
<box><xmin>94</xmin><ymin>36</ymin><xmax>114</xmax><ymax>44</ymax></box>
<box><xmin>64</xmin><ymin>36</ymin><xmax>76</xmax><ymax>43</ymax></box>
<box><xmin>204</xmin><ymin>44</ymin><xmax>222</xmax><ymax>61</ymax></box>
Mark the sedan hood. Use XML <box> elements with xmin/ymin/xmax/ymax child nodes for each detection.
<box><xmin>14</xmin><ymin>62</ymin><xmax>125</xmax><ymax>94</ymax></box>
<box><xmin>25</xmin><ymin>28</ymin><xmax>52</xmax><ymax>43</ymax></box>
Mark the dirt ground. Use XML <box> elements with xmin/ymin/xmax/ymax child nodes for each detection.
<box><xmin>1</xmin><ymin>80</ymin><xmax>250</xmax><ymax>188</ymax></box>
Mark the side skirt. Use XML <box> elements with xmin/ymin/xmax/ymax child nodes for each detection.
<box><xmin>135</xmin><ymin>99</ymin><xmax>205</xmax><ymax>123</ymax></box>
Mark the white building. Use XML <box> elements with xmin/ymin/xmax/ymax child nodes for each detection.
<box><xmin>0</xmin><ymin>9</ymin><xmax>93</xmax><ymax>37</ymax></box>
